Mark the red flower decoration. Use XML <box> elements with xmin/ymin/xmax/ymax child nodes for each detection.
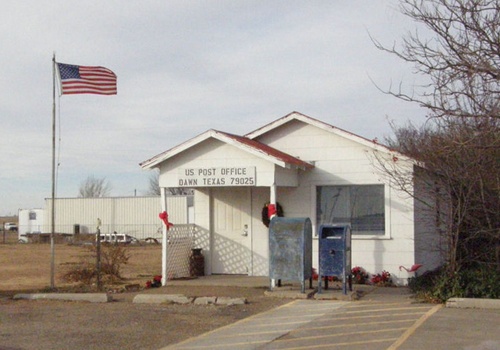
<box><xmin>153</xmin><ymin>275</ymin><xmax>162</xmax><ymax>282</ymax></box>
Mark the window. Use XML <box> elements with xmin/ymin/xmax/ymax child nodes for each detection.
<box><xmin>29</xmin><ymin>211</ymin><xmax>37</xmax><ymax>220</ymax></box>
<box><xmin>316</xmin><ymin>185</ymin><xmax>385</xmax><ymax>235</ymax></box>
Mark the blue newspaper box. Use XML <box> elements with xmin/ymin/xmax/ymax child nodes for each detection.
<box><xmin>318</xmin><ymin>224</ymin><xmax>352</xmax><ymax>294</ymax></box>
<box><xmin>269</xmin><ymin>217</ymin><xmax>312</xmax><ymax>293</ymax></box>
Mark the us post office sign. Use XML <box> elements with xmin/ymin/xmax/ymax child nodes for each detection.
<box><xmin>178</xmin><ymin>166</ymin><xmax>256</xmax><ymax>187</ymax></box>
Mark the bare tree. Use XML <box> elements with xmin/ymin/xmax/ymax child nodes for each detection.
<box><xmin>78</xmin><ymin>176</ymin><xmax>112</xmax><ymax>198</ymax></box>
<box><xmin>373</xmin><ymin>0</ymin><xmax>500</xmax><ymax>122</ymax></box>
<box><xmin>146</xmin><ymin>169</ymin><xmax>193</xmax><ymax>196</ymax></box>
<box><xmin>376</xmin><ymin>120</ymin><xmax>499</xmax><ymax>272</ymax></box>
<box><xmin>372</xmin><ymin>0</ymin><xmax>500</xmax><ymax>272</ymax></box>
<box><xmin>147</xmin><ymin>170</ymin><xmax>161</xmax><ymax>196</ymax></box>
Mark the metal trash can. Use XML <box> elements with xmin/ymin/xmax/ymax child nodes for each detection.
<box><xmin>318</xmin><ymin>224</ymin><xmax>352</xmax><ymax>294</ymax></box>
<box><xmin>269</xmin><ymin>217</ymin><xmax>312</xmax><ymax>293</ymax></box>
<box><xmin>189</xmin><ymin>248</ymin><xmax>205</xmax><ymax>277</ymax></box>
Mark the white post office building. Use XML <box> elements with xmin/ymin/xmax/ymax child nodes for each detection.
<box><xmin>141</xmin><ymin>112</ymin><xmax>444</xmax><ymax>285</ymax></box>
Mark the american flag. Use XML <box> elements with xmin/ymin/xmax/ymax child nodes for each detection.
<box><xmin>57</xmin><ymin>63</ymin><xmax>117</xmax><ymax>95</ymax></box>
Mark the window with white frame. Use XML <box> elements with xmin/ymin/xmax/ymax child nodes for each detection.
<box><xmin>316</xmin><ymin>185</ymin><xmax>385</xmax><ymax>235</ymax></box>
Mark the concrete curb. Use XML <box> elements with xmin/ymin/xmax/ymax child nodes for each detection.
<box><xmin>264</xmin><ymin>287</ymin><xmax>316</xmax><ymax>299</ymax></box>
<box><xmin>13</xmin><ymin>293</ymin><xmax>112</xmax><ymax>303</ymax></box>
<box><xmin>133</xmin><ymin>294</ymin><xmax>247</xmax><ymax>305</ymax></box>
<box><xmin>446</xmin><ymin>298</ymin><xmax>500</xmax><ymax>309</ymax></box>
<box><xmin>193</xmin><ymin>296</ymin><xmax>217</xmax><ymax>305</ymax></box>
<box><xmin>215</xmin><ymin>297</ymin><xmax>247</xmax><ymax>305</ymax></box>
<box><xmin>133</xmin><ymin>294</ymin><xmax>193</xmax><ymax>304</ymax></box>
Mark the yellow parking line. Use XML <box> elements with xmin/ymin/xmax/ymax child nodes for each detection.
<box><xmin>274</xmin><ymin>327</ymin><xmax>408</xmax><ymax>344</ymax></box>
<box><xmin>387</xmin><ymin>304</ymin><xmax>443</xmax><ymax>350</ymax></box>
<box><xmin>234</xmin><ymin>320</ymin><xmax>311</xmax><ymax>328</ymax></box>
<box><xmin>183</xmin><ymin>319</ymin><xmax>416</xmax><ymax>340</ymax></box>
<box><xmin>346</xmin><ymin>302</ymin><xmax>417</xmax><ymax>308</ymax></box>
<box><xmin>292</xmin><ymin>318</ymin><xmax>417</xmax><ymax>332</ymax></box>
<box><xmin>340</xmin><ymin>306</ymin><xmax>434</xmax><ymax>314</ymax></box>
<box><xmin>312</xmin><ymin>311</ymin><xmax>428</xmax><ymax>322</ymax></box>
<box><xmin>267</xmin><ymin>337</ymin><xmax>399</xmax><ymax>350</ymax></box>
<box><xmin>252</xmin><ymin>312</ymin><xmax>337</xmax><ymax>321</ymax></box>
<box><xmin>173</xmin><ymin>339</ymin><xmax>269</xmax><ymax>349</ymax></box>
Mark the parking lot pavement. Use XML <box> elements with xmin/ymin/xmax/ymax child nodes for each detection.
<box><xmin>162</xmin><ymin>300</ymin><xmax>349</xmax><ymax>350</ymax></box>
<box><xmin>155</xmin><ymin>278</ymin><xmax>500</xmax><ymax>350</ymax></box>
<box><xmin>260</xmin><ymin>299</ymin><xmax>439</xmax><ymax>350</ymax></box>
<box><xmin>161</xmin><ymin>291</ymin><xmax>439</xmax><ymax>350</ymax></box>
<box><xmin>397</xmin><ymin>306</ymin><xmax>500</xmax><ymax>350</ymax></box>
<box><xmin>161</xmin><ymin>282</ymin><xmax>500</xmax><ymax>350</ymax></box>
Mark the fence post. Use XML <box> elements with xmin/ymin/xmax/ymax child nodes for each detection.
<box><xmin>96</xmin><ymin>218</ymin><xmax>102</xmax><ymax>291</ymax></box>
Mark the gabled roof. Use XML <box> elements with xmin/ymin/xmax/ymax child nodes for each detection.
<box><xmin>245</xmin><ymin>111</ymin><xmax>397</xmax><ymax>154</ymax></box>
<box><xmin>140</xmin><ymin>129</ymin><xmax>314</xmax><ymax>170</ymax></box>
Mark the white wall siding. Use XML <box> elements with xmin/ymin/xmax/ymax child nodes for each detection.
<box><xmin>44</xmin><ymin>196</ymin><xmax>190</xmax><ymax>240</ymax></box>
<box><xmin>250</xmin><ymin>187</ymin><xmax>272</xmax><ymax>276</ymax></box>
<box><xmin>255</xmin><ymin>120</ymin><xmax>417</xmax><ymax>284</ymax></box>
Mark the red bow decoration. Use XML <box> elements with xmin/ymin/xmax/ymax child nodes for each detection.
<box><xmin>267</xmin><ymin>203</ymin><xmax>277</xmax><ymax>219</ymax></box>
<box><xmin>159</xmin><ymin>211</ymin><xmax>173</xmax><ymax>230</ymax></box>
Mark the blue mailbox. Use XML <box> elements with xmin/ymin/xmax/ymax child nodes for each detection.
<box><xmin>269</xmin><ymin>217</ymin><xmax>312</xmax><ymax>293</ymax></box>
<box><xmin>318</xmin><ymin>224</ymin><xmax>352</xmax><ymax>295</ymax></box>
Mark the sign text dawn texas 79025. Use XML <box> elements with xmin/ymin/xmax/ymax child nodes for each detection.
<box><xmin>178</xmin><ymin>167</ymin><xmax>256</xmax><ymax>187</ymax></box>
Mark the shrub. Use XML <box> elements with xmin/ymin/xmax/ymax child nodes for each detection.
<box><xmin>61</xmin><ymin>244</ymin><xmax>130</xmax><ymax>287</ymax></box>
<box><xmin>371</xmin><ymin>270</ymin><xmax>393</xmax><ymax>286</ymax></box>
<box><xmin>351</xmin><ymin>266</ymin><xmax>369</xmax><ymax>284</ymax></box>
<box><xmin>99</xmin><ymin>243</ymin><xmax>130</xmax><ymax>277</ymax></box>
<box><xmin>408</xmin><ymin>265</ymin><xmax>500</xmax><ymax>302</ymax></box>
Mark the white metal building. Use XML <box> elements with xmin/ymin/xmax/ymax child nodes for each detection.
<box><xmin>18</xmin><ymin>208</ymin><xmax>45</xmax><ymax>242</ymax></box>
<box><xmin>141</xmin><ymin>112</ymin><xmax>445</xmax><ymax>284</ymax></box>
<box><xmin>21</xmin><ymin>196</ymin><xmax>192</xmax><ymax>240</ymax></box>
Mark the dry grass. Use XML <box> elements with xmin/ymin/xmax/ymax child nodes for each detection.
<box><xmin>0</xmin><ymin>237</ymin><xmax>161</xmax><ymax>294</ymax></box>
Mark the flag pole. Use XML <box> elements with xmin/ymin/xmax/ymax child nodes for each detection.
<box><xmin>50</xmin><ymin>53</ymin><xmax>56</xmax><ymax>289</ymax></box>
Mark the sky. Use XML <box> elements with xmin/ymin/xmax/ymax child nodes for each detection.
<box><xmin>0</xmin><ymin>0</ymin><xmax>428</xmax><ymax>216</ymax></box>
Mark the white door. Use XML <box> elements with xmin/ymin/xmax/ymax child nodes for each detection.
<box><xmin>212</xmin><ymin>187</ymin><xmax>252</xmax><ymax>274</ymax></box>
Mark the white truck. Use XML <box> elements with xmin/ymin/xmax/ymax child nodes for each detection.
<box><xmin>4</xmin><ymin>222</ymin><xmax>17</xmax><ymax>231</ymax></box>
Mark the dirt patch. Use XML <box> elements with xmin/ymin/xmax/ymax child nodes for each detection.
<box><xmin>0</xmin><ymin>243</ymin><xmax>288</xmax><ymax>350</ymax></box>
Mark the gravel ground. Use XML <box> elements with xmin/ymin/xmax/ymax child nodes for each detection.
<box><xmin>0</xmin><ymin>242</ymin><xmax>289</xmax><ymax>349</ymax></box>
<box><xmin>0</xmin><ymin>285</ymin><xmax>289</xmax><ymax>350</ymax></box>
